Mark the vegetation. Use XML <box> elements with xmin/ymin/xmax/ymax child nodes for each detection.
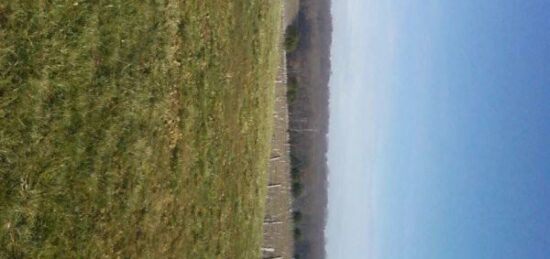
<box><xmin>292</xmin><ymin>211</ymin><xmax>303</xmax><ymax>223</ymax></box>
<box><xmin>0</xmin><ymin>1</ymin><xmax>282</xmax><ymax>258</ymax></box>
<box><xmin>284</xmin><ymin>25</ymin><xmax>300</xmax><ymax>52</ymax></box>
<box><xmin>287</xmin><ymin>76</ymin><xmax>299</xmax><ymax>103</ymax></box>
<box><xmin>292</xmin><ymin>182</ymin><xmax>304</xmax><ymax>197</ymax></box>
<box><xmin>290</xmin><ymin>154</ymin><xmax>304</xmax><ymax>198</ymax></box>
<box><xmin>294</xmin><ymin>227</ymin><xmax>302</xmax><ymax>240</ymax></box>
<box><xmin>291</xmin><ymin>166</ymin><xmax>301</xmax><ymax>181</ymax></box>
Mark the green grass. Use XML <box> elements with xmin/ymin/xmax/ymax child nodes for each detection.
<box><xmin>0</xmin><ymin>1</ymin><xmax>282</xmax><ymax>258</ymax></box>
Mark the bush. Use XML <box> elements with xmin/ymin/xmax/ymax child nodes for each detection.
<box><xmin>294</xmin><ymin>227</ymin><xmax>302</xmax><ymax>240</ymax></box>
<box><xmin>292</xmin><ymin>182</ymin><xmax>304</xmax><ymax>197</ymax></box>
<box><xmin>293</xmin><ymin>211</ymin><xmax>303</xmax><ymax>223</ymax></box>
<box><xmin>291</xmin><ymin>167</ymin><xmax>301</xmax><ymax>181</ymax></box>
<box><xmin>285</xmin><ymin>25</ymin><xmax>300</xmax><ymax>52</ymax></box>
<box><xmin>287</xmin><ymin>76</ymin><xmax>299</xmax><ymax>102</ymax></box>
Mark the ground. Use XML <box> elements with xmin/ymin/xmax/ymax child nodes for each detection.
<box><xmin>0</xmin><ymin>1</ymin><xmax>281</xmax><ymax>258</ymax></box>
<box><xmin>284</xmin><ymin>0</ymin><xmax>301</xmax><ymax>27</ymax></box>
<box><xmin>262</xmin><ymin>27</ymin><xmax>294</xmax><ymax>259</ymax></box>
<box><xmin>261</xmin><ymin>2</ymin><xmax>300</xmax><ymax>258</ymax></box>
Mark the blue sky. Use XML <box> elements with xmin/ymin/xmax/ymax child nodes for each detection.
<box><xmin>326</xmin><ymin>1</ymin><xmax>550</xmax><ymax>258</ymax></box>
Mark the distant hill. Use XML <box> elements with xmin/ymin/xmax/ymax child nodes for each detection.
<box><xmin>286</xmin><ymin>0</ymin><xmax>332</xmax><ymax>258</ymax></box>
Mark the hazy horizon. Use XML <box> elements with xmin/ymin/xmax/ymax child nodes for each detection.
<box><xmin>327</xmin><ymin>0</ymin><xmax>550</xmax><ymax>258</ymax></box>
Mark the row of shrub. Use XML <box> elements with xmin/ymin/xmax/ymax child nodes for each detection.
<box><xmin>286</xmin><ymin>23</ymin><xmax>302</xmax><ymax>259</ymax></box>
<box><xmin>285</xmin><ymin>25</ymin><xmax>300</xmax><ymax>52</ymax></box>
<box><xmin>291</xmin><ymin>154</ymin><xmax>304</xmax><ymax>258</ymax></box>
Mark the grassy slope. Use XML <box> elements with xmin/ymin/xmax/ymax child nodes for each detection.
<box><xmin>0</xmin><ymin>1</ymin><xmax>281</xmax><ymax>258</ymax></box>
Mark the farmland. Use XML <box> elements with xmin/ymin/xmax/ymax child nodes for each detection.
<box><xmin>0</xmin><ymin>1</ymin><xmax>281</xmax><ymax>258</ymax></box>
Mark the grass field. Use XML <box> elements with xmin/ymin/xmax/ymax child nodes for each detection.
<box><xmin>0</xmin><ymin>1</ymin><xmax>282</xmax><ymax>258</ymax></box>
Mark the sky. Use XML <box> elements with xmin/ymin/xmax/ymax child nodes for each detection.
<box><xmin>326</xmin><ymin>1</ymin><xmax>550</xmax><ymax>259</ymax></box>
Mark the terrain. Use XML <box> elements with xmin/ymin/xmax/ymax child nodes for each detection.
<box><xmin>261</xmin><ymin>2</ymin><xmax>300</xmax><ymax>259</ymax></box>
<box><xmin>261</xmin><ymin>49</ymin><xmax>293</xmax><ymax>259</ymax></box>
<box><xmin>0</xmin><ymin>1</ymin><xmax>282</xmax><ymax>258</ymax></box>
